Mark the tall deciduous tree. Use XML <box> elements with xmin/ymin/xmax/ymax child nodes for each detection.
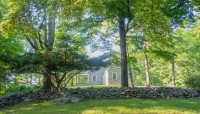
<box><xmin>1</xmin><ymin>0</ymin><xmax>60</xmax><ymax>90</ymax></box>
<box><xmin>132</xmin><ymin>0</ymin><xmax>193</xmax><ymax>88</ymax></box>
<box><xmin>1</xmin><ymin>0</ymin><xmax>109</xmax><ymax>90</ymax></box>
<box><xmin>0</xmin><ymin>0</ymin><xmax>24</xmax><ymax>93</ymax></box>
<box><xmin>88</xmin><ymin>0</ymin><xmax>193</xmax><ymax>87</ymax></box>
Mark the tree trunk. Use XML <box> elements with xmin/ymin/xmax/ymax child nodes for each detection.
<box><xmin>171</xmin><ymin>59</ymin><xmax>176</xmax><ymax>87</ymax></box>
<box><xmin>76</xmin><ymin>75</ymin><xmax>78</xmax><ymax>86</ymax></box>
<box><xmin>42</xmin><ymin>68</ymin><xmax>53</xmax><ymax>90</ymax></box>
<box><xmin>128</xmin><ymin>66</ymin><xmax>134</xmax><ymax>88</ymax></box>
<box><xmin>29</xmin><ymin>74</ymin><xmax>32</xmax><ymax>85</ymax></box>
<box><xmin>4</xmin><ymin>81</ymin><xmax>7</xmax><ymax>94</ymax></box>
<box><xmin>42</xmin><ymin>10</ymin><xmax>56</xmax><ymax>89</ymax></box>
<box><xmin>56</xmin><ymin>81</ymin><xmax>62</xmax><ymax>90</ymax></box>
<box><xmin>119</xmin><ymin>18</ymin><xmax>128</xmax><ymax>87</ymax></box>
<box><xmin>144</xmin><ymin>52</ymin><xmax>151</xmax><ymax>88</ymax></box>
<box><xmin>47</xmin><ymin>11</ymin><xmax>56</xmax><ymax>51</ymax></box>
<box><xmin>38</xmin><ymin>76</ymin><xmax>41</xmax><ymax>85</ymax></box>
<box><xmin>44</xmin><ymin>8</ymin><xmax>47</xmax><ymax>45</ymax></box>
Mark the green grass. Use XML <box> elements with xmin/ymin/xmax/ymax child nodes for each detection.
<box><xmin>1</xmin><ymin>99</ymin><xmax>200</xmax><ymax>114</ymax></box>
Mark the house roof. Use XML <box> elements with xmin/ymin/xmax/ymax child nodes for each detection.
<box><xmin>78</xmin><ymin>66</ymin><xmax>120</xmax><ymax>76</ymax></box>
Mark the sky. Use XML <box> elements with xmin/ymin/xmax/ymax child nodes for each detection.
<box><xmin>86</xmin><ymin>44</ymin><xmax>120</xmax><ymax>57</ymax></box>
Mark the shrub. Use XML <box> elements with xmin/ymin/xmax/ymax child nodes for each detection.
<box><xmin>5</xmin><ymin>85</ymin><xmax>39</xmax><ymax>95</ymax></box>
<box><xmin>184</xmin><ymin>75</ymin><xmax>200</xmax><ymax>89</ymax></box>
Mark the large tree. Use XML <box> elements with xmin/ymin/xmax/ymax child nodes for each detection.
<box><xmin>87</xmin><ymin>0</ymin><xmax>193</xmax><ymax>87</ymax></box>
<box><xmin>0</xmin><ymin>0</ymin><xmax>195</xmax><ymax>89</ymax></box>
<box><xmin>1</xmin><ymin>0</ymin><xmax>109</xmax><ymax>90</ymax></box>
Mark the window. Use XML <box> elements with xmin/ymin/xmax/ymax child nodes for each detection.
<box><xmin>93</xmin><ymin>75</ymin><xmax>97</xmax><ymax>81</ymax></box>
<box><xmin>112</xmin><ymin>72</ymin><xmax>117</xmax><ymax>80</ymax></box>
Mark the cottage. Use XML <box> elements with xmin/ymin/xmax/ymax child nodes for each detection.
<box><xmin>76</xmin><ymin>66</ymin><xmax>123</xmax><ymax>86</ymax></box>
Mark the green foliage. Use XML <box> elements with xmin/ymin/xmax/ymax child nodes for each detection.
<box><xmin>0</xmin><ymin>37</ymin><xmax>24</xmax><ymax>93</ymax></box>
<box><xmin>0</xmin><ymin>0</ymin><xmax>111</xmax><ymax>90</ymax></box>
<box><xmin>184</xmin><ymin>75</ymin><xmax>200</xmax><ymax>89</ymax></box>
<box><xmin>0</xmin><ymin>0</ymin><xmax>199</xmax><ymax>89</ymax></box>
<box><xmin>161</xmin><ymin>0</ymin><xmax>194</xmax><ymax>24</ymax></box>
<box><xmin>4</xmin><ymin>85</ymin><xmax>38</xmax><ymax>95</ymax></box>
<box><xmin>78</xmin><ymin>76</ymin><xmax>88</xmax><ymax>84</ymax></box>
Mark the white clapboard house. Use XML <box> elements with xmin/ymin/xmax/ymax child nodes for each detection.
<box><xmin>76</xmin><ymin>66</ymin><xmax>126</xmax><ymax>86</ymax></box>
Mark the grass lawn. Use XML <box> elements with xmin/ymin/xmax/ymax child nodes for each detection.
<box><xmin>0</xmin><ymin>99</ymin><xmax>200</xmax><ymax>114</ymax></box>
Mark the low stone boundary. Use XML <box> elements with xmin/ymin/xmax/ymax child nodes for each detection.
<box><xmin>0</xmin><ymin>87</ymin><xmax>200</xmax><ymax>108</ymax></box>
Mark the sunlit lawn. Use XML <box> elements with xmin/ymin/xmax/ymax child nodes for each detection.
<box><xmin>1</xmin><ymin>99</ymin><xmax>200</xmax><ymax>114</ymax></box>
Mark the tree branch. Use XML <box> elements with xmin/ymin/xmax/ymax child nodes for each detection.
<box><xmin>59</xmin><ymin>71</ymin><xmax>67</xmax><ymax>82</ymax></box>
<box><xmin>167</xmin><ymin>0</ymin><xmax>190</xmax><ymax>13</ymax></box>
<box><xmin>26</xmin><ymin>37</ymin><xmax>38</xmax><ymax>50</ymax></box>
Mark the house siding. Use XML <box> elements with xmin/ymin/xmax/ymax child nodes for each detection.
<box><xmin>107</xmin><ymin>67</ymin><xmax>121</xmax><ymax>85</ymax></box>
<box><xmin>88</xmin><ymin>68</ymin><xmax>106</xmax><ymax>85</ymax></box>
<box><xmin>78</xmin><ymin>66</ymin><xmax>126</xmax><ymax>86</ymax></box>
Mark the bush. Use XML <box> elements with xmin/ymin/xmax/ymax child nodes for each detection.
<box><xmin>5</xmin><ymin>85</ymin><xmax>39</xmax><ymax>95</ymax></box>
<box><xmin>184</xmin><ymin>75</ymin><xmax>200</xmax><ymax>89</ymax></box>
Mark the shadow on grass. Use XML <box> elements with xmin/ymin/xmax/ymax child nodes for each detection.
<box><xmin>1</xmin><ymin>99</ymin><xmax>200</xmax><ymax>114</ymax></box>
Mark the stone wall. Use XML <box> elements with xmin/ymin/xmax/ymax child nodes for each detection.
<box><xmin>0</xmin><ymin>87</ymin><xmax>200</xmax><ymax>109</ymax></box>
<box><xmin>0</xmin><ymin>90</ymin><xmax>61</xmax><ymax>109</ymax></box>
<box><xmin>64</xmin><ymin>87</ymin><xmax>200</xmax><ymax>99</ymax></box>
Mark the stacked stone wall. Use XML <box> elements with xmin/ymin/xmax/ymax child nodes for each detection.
<box><xmin>1</xmin><ymin>87</ymin><xmax>199</xmax><ymax>108</ymax></box>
